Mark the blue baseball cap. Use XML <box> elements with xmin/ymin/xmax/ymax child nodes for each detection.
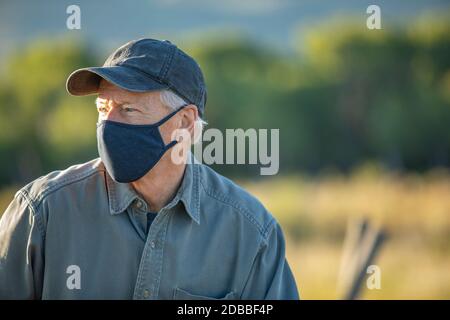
<box><xmin>66</xmin><ymin>38</ymin><xmax>207</xmax><ymax>117</ymax></box>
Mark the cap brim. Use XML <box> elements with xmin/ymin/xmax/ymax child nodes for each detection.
<box><xmin>66</xmin><ymin>66</ymin><xmax>168</xmax><ymax>96</ymax></box>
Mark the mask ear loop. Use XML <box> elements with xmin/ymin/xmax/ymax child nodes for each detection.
<box><xmin>159</xmin><ymin>104</ymin><xmax>189</xmax><ymax>150</ymax></box>
<box><xmin>153</xmin><ymin>104</ymin><xmax>188</xmax><ymax>127</ymax></box>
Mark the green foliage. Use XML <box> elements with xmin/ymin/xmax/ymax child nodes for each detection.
<box><xmin>0</xmin><ymin>14</ymin><xmax>449</xmax><ymax>187</ymax></box>
<box><xmin>0</xmin><ymin>38</ymin><xmax>98</xmax><ymax>184</ymax></box>
<box><xmin>192</xmin><ymin>16</ymin><xmax>450</xmax><ymax>175</ymax></box>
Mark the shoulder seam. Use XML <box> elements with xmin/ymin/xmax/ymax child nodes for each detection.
<box><xmin>199</xmin><ymin>178</ymin><xmax>273</xmax><ymax>240</ymax></box>
<box><xmin>16</xmin><ymin>190</ymin><xmax>46</xmax><ymax>241</ymax></box>
<box><xmin>24</xmin><ymin>167</ymin><xmax>101</xmax><ymax>210</ymax></box>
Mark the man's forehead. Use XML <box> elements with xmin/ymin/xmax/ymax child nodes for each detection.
<box><xmin>98</xmin><ymin>79</ymin><xmax>132</xmax><ymax>97</ymax></box>
<box><xmin>97</xmin><ymin>79</ymin><xmax>159</xmax><ymax>102</ymax></box>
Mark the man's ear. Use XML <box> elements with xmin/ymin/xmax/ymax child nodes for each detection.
<box><xmin>180</xmin><ymin>105</ymin><xmax>198</xmax><ymax>134</ymax></box>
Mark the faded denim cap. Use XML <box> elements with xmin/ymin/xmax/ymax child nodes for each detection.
<box><xmin>66</xmin><ymin>38</ymin><xmax>207</xmax><ymax>117</ymax></box>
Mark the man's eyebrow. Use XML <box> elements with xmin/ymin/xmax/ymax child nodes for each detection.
<box><xmin>96</xmin><ymin>97</ymin><xmax>134</xmax><ymax>106</ymax></box>
<box><xmin>112</xmin><ymin>97</ymin><xmax>129</xmax><ymax>105</ymax></box>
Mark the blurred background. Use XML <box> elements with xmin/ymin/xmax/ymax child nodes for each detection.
<box><xmin>0</xmin><ymin>0</ymin><xmax>449</xmax><ymax>299</ymax></box>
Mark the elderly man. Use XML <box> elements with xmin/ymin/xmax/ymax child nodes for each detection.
<box><xmin>0</xmin><ymin>38</ymin><xmax>299</xmax><ymax>299</ymax></box>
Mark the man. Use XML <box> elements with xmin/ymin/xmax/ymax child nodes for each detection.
<box><xmin>0</xmin><ymin>38</ymin><xmax>299</xmax><ymax>299</ymax></box>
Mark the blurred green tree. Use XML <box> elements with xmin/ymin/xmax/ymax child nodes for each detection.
<box><xmin>0</xmin><ymin>38</ymin><xmax>98</xmax><ymax>185</ymax></box>
<box><xmin>0</xmin><ymin>14</ymin><xmax>449</xmax><ymax>188</ymax></box>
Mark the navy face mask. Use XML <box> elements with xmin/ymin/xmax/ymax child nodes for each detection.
<box><xmin>97</xmin><ymin>105</ymin><xmax>186</xmax><ymax>183</ymax></box>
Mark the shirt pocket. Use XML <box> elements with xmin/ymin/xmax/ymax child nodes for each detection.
<box><xmin>173</xmin><ymin>287</ymin><xmax>237</xmax><ymax>300</ymax></box>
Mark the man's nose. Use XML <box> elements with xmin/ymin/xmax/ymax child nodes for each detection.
<box><xmin>103</xmin><ymin>101</ymin><xmax>122</xmax><ymax>122</ymax></box>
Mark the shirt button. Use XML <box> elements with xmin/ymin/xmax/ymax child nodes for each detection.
<box><xmin>150</xmin><ymin>241</ymin><xmax>156</xmax><ymax>249</ymax></box>
<box><xmin>143</xmin><ymin>289</ymin><xmax>150</xmax><ymax>298</ymax></box>
<box><xmin>136</xmin><ymin>201</ymin><xmax>143</xmax><ymax>209</ymax></box>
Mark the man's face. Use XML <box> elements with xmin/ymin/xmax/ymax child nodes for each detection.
<box><xmin>97</xmin><ymin>79</ymin><xmax>170</xmax><ymax>124</ymax></box>
<box><xmin>96</xmin><ymin>79</ymin><xmax>181</xmax><ymax>145</ymax></box>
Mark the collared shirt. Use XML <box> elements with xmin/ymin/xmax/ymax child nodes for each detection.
<box><xmin>146</xmin><ymin>212</ymin><xmax>157</xmax><ymax>233</ymax></box>
<box><xmin>0</xmin><ymin>155</ymin><xmax>299</xmax><ymax>300</ymax></box>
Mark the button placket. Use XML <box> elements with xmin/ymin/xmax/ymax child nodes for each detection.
<box><xmin>133</xmin><ymin>209</ymin><xmax>170</xmax><ymax>300</ymax></box>
<box><xmin>131</xmin><ymin>199</ymin><xmax>150</xmax><ymax>238</ymax></box>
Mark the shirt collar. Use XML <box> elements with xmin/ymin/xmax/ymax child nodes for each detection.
<box><xmin>103</xmin><ymin>152</ymin><xmax>201</xmax><ymax>225</ymax></box>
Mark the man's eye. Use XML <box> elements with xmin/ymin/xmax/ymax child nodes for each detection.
<box><xmin>122</xmin><ymin>106</ymin><xmax>135</xmax><ymax>113</ymax></box>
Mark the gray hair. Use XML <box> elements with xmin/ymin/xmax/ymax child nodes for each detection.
<box><xmin>160</xmin><ymin>89</ymin><xmax>206</xmax><ymax>144</ymax></box>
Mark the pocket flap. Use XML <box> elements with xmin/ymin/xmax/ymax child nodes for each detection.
<box><xmin>173</xmin><ymin>287</ymin><xmax>236</xmax><ymax>300</ymax></box>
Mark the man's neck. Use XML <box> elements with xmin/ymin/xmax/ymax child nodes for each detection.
<box><xmin>130</xmin><ymin>158</ymin><xmax>186</xmax><ymax>213</ymax></box>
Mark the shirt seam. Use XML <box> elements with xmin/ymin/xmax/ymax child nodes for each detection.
<box><xmin>15</xmin><ymin>190</ymin><xmax>46</xmax><ymax>241</ymax></box>
<box><xmin>199</xmin><ymin>178</ymin><xmax>273</xmax><ymax>240</ymax></box>
<box><xmin>24</xmin><ymin>167</ymin><xmax>102</xmax><ymax>211</ymax></box>
<box><xmin>239</xmin><ymin>220</ymin><xmax>276</xmax><ymax>299</ymax></box>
